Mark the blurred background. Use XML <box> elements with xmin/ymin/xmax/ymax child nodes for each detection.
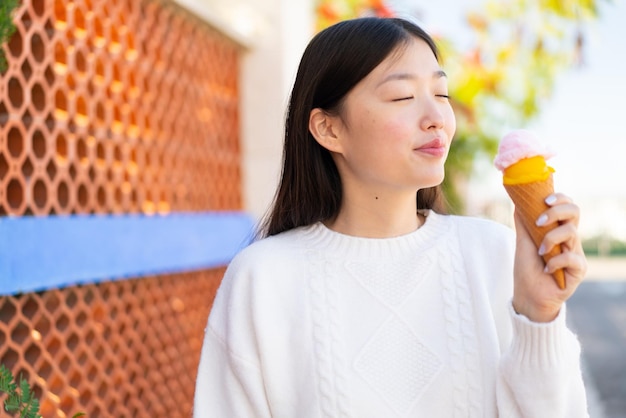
<box><xmin>1</xmin><ymin>0</ymin><xmax>624</xmax><ymax>416</ymax></box>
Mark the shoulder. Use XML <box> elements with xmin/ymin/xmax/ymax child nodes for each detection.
<box><xmin>438</xmin><ymin>213</ymin><xmax>516</xmax><ymax>284</ymax></box>
<box><xmin>446</xmin><ymin>214</ymin><xmax>515</xmax><ymax>252</ymax></box>
<box><xmin>208</xmin><ymin>226</ymin><xmax>312</xmax><ymax>331</ymax></box>
<box><xmin>215</xmin><ymin>225</ymin><xmax>313</xmax><ymax>299</ymax></box>
<box><xmin>445</xmin><ymin>214</ymin><xmax>516</xmax><ymax>306</ymax></box>
<box><xmin>228</xmin><ymin>226</ymin><xmax>310</xmax><ymax>272</ymax></box>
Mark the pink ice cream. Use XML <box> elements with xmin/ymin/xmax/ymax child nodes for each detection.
<box><xmin>494</xmin><ymin>129</ymin><xmax>555</xmax><ymax>172</ymax></box>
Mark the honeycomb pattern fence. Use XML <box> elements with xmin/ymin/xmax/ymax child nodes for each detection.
<box><xmin>1</xmin><ymin>0</ymin><xmax>243</xmax><ymax>416</ymax></box>
<box><xmin>0</xmin><ymin>269</ymin><xmax>224</xmax><ymax>417</ymax></box>
<box><xmin>0</xmin><ymin>0</ymin><xmax>241</xmax><ymax>216</ymax></box>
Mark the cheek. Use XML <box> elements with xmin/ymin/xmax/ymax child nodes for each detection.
<box><xmin>349</xmin><ymin>116</ymin><xmax>404</xmax><ymax>166</ymax></box>
<box><xmin>378</xmin><ymin>112</ymin><xmax>414</xmax><ymax>141</ymax></box>
<box><xmin>445</xmin><ymin>106</ymin><xmax>456</xmax><ymax>140</ymax></box>
<box><xmin>355</xmin><ymin>111</ymin><xmax>405</xmax><ymax>146</ymax></box>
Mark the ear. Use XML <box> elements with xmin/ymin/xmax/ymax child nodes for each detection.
<box><xmin>309</xmin><ymin>108</ymin><xmax>343</xmax><ymax>153</ymax></box>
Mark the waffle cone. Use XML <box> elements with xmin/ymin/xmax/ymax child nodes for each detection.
<box><xmin>504</xmin><ymin>176</ymin><xmax>565</xmax><ymax>289</ymax></box>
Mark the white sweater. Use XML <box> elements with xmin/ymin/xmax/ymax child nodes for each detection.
<box><xmin>194</xmin><ymin>211</ymin><xmax>588</xmax><ymax>417</ymax></box>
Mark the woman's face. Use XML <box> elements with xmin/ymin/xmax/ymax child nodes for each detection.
<box><xmin>329</xmin><ymin>37</ymin><xmax>456</xmax><ymax>195</ymax></box>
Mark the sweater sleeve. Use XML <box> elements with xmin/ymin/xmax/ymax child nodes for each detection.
<box><xmin>496</xmin><ymin>302</ymin><xmax>589</xmax><ymax>417</ymax></box>
<box><xmin>193</xmin><ymin>325</ymin><xmax>271</xmax><ymax>417</ymax></box>
<box><xmin>193</xmin><ymin>250</ymin><xmax>272</xmax><ymax>418</ymax></box>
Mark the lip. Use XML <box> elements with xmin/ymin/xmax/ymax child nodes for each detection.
<box><xmin>414</xmin><ymin>138</ymin><xmax>446</xmax><ymax>157</ymax></box>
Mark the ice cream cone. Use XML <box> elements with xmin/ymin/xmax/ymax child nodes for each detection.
<box><xmin>504</xmin><ymin>176</ymin><xmax>566</xmax><ymax>289</ymax></box>
<box><xmin>495</xmin><ymin>130</ymin><xmax>566</xmax><ymax>289</ymax></box>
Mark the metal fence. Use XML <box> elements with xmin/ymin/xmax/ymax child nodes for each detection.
<box><xmin>1</xmin><ymin>0</ymin><xmax>242</xmax><ymax>416</ymax></box>
<box><xmin>1</xmin><ymin>0</ymin><xmax>241</xmax><ymax>216</ymax></box>
<box><xmin>0</xmin><ymin>269</ymin><xmax>224</xmax><ymax>417</ymax></box>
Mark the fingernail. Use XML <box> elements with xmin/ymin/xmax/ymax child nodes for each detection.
<box><xmin>538</xmin><ymin>244</ymin><xmax>546</xmax><ymax>256</ymax></box>
<box><xmin>536</xmin><ymin>214</ymin><xmax>548</xmax><ymax>226</ymax></box>
<box><xmin>543</xmin><ymin>265</ymin><xmax>549</xmax><ymax>273</ymax></box>
<box><xmin>545</xmin><ymin>195</ymin><xmax>557</xmax><ymax>205</ymax></box>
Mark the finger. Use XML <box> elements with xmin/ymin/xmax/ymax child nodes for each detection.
<box><xmin>540</xmin><ymin>222</ymin><xmax>580</xmax><ymax>255</ymax></box>
<box><xmin>544</xmin><ymin>251</ymin><xmax>588</xmax><ymax>285</ymax></box>
<box><xmin>537</xmin><ymin>200</ymin><xmax>581</xmax><ymax>228</ymax></box>
<box><xmin>544</xmin><ymin>193</ymin><xmax>573</xmax><ymax>206</ymax></box>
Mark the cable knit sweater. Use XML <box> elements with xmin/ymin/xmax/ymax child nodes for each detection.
<box><xmin>194</xmin><ymin>211</ymin><xmax>588</xmax><ymax>417</ymax></box>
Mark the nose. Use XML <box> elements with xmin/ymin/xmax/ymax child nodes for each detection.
<box><xmin>419</xmin><ymin>98</ymin><xmax>445</xmax><ymax>131</ymax></box>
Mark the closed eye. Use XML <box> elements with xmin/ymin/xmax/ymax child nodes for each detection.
<box><xmin>436</xmin><ymin>94</ymin><xmax>450</xmax><ymax>99</ymax></box>
<box><xmin>392</xmin><ymin>96</ymin><xmax>414</xmax><ymax>102</ymax></box>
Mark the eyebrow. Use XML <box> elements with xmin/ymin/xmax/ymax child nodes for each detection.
<box><xmin>378</xmin><ymin>70</ymin><xmax>447</xmax><ymax>86</ymax></box>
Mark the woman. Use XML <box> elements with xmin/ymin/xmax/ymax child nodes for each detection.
<box><xmin>194</xmin><ymin>17</ymin><xmax>589</xmax><ymax>417</ymax></box>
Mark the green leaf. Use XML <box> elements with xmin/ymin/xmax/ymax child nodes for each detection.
<box><xmin>0</xmin><ymin>365</ymin><xmax>12</xmax><ymax>391</ymax></box>
<box><xmin>0</xmin><ymin>0</ymin><xmax>19</xmax><ymax>73</ymax></box>
<box><xmin>5</xmin><ymin>391</ymin><xmax>20</xmax><ymax>412</ymax></box>
<box><xmin>19</xmin><ymin>379</ymin><xmax>32</xmax><ymax>404</ymax></box>
<box><xmin>21</xmin><ymin>397</ymin><xmax>41</xmax><ymax>418</ymax></box>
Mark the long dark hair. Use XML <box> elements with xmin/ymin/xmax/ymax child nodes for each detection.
<box><xmin>259</xmin><ymin>17</ymin><xmax>448</xmax><ymax>237</ymax></box>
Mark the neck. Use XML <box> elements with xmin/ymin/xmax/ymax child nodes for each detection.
<box><xmin>325</xmin><ymin>188</ymin><xmax>423</xmax><ymax>238</ymax></box>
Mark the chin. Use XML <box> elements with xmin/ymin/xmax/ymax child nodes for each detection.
<box><xmin>420</xmin><ymin>172</ymin><xmax>445</xmax><ymax>188</ymax></box>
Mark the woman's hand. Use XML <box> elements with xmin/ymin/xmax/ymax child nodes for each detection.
<box><xmin>512</xmin><ymin>193</ymin><xmax>588</xmax><ymax>323</ymax></box>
